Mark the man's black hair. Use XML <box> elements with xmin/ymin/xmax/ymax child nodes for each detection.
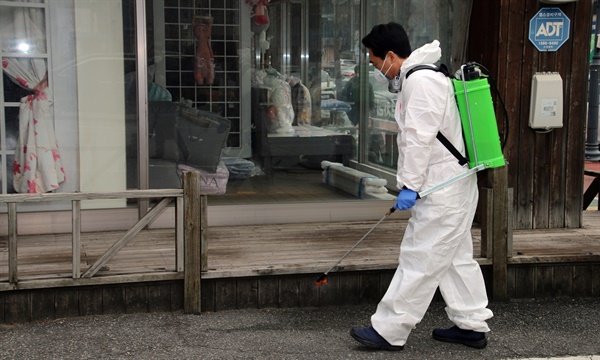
<box><xmin>362</xmin><ymin>22</ymin><xmax>411</xmax><ymax>59</ymax></box>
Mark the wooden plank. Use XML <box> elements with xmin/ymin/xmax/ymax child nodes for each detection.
<box><xmin>8</xmin><ymin>202</ymin><xmax>17</xmax><ymax>284</ymax></box>
<box><xmin>534</xmin><ymin>266</ymin><xmax>554</xmax><ymax>298</ymax></box>
<box><xmin>564</xmin><ymin>0</ymin><xmax>592</xmax><ymax>227</ymax></box>
<box><xmin>491</xmin><ymin>166</ymin><xmax>509</xmax><ymax>301</ymax></box>
<box><xmin>507</xmin><ymin>187</ymin><xmax>513</xmax><ymax>256</ymax></box>
<box><xmin>236</xmin><ymin>279</ymin><xmax>259</xmax><ymax>309</ymax></box>
<box><xmin>338</xmin><ymin>273</ymin><xmax>361</xmax><ymax>306</ymax></box>
<box><xmin>318</xmin><ymin>274</ymin><xmax>338</xmax><ymax>307</ymax></box>
<box><xmin>379</xmin><ymin>271</ymin><xmax>394</xmax><ymax>299</ymax></box>
<box><xmin>55</xmin><ymin>289</ymin><xmax>79</xmax><ymax>318</ymax></box>
<box><xmin>201</xmin><ymin>195</ymin><xmax>208</xmax><ymax>272</ymax></box>
<box><xmin>0</xmin><ymin>189</ymin><xmax>183</xmax><ymax>203</ymax></box>
<box><xmin>593</xmin><ymin>265</ymin><xmax>600</xmax><ymax>297</ymax></box>
<box><xmin>126</xmin><ymin>285</ymin><xmax>148</xmax><ymax>313</ymax></box>
<box><xmin>298</xmin><ymin>275</ymin><xmax>319</xmax><ymax>308</ymax></box>
<box><xmin>31</xmin><ymin>290</ymin><xmax>55</xmax><ymax>321</ymax></box>
<box><xmin>513</xmin><ymin>0</ymin><xmax>535</xmax><ymax>230</ymax></box>
<box><xmin>572</xmin><ymin>265</ymin><xmax>593</xmax><ymax>298</ymax></box>
<box><xmin>183</xmin><ymin>171</ymin><xmax>202</xmax><ymax>314</ymax></box>
<box><xmin>279</xmin><ymin>277</ymin><xmax>299</xmax><ymax>308</ymax></box>
<box><xmin>552</xmin><ymin>265</ymin><xmax>573</xmax><ymax>297</ymax></box>
<box><xmin>72</xmin><ymin>200</ymin><xmax>81</xmax><ymax>279</ymax></box>
<box><xmin>148</xmin><ymin>283</ymin><xmax>172</xmax><ymax>312</ymax></box>
<box><xmin>0</xmin><ymin>292</ymin><xmax>5</xmax><ymax>322</ymax></box>
<box><xmin>79</xmin><ymin>287</ymin><xmax>103</xmax><ymax>316</ymax></box>
<box><xmin>506</xmin><ymin>266</ymin><xmax>516</xmax><ymax>298</ymax></box>
<box><xmin>214</xmin><ymin>279</ymin><xmax>236</xmax><ymax>311</ymax></box>
<box><xmin>359</xmin><ymin>272</ymin><xmax>381</xmax><ymax>304</ymax></box>
<box><xmin>176</xmin><ymin>197</ymin><xmax>184</xmax><ymax>272</ymax></box>
<box><xmin>513</xmin><ymin>266</ymin><xmax>535</xmax><ymax>298</ymax></box>
<box><xmin>103</xmin><ymin>286</ymin><xmax>126</xmax><ymax>314</ymax></box>
<box><xmin>200</xmin><ymin>280</ymin><xmax>216</xmax><ymax>312</ymax></box>
<box><xmin>480</xmin><ymin>188</ymin><xmax>493</xmax><ymax>258</ymax></box>
<box><xmin>533</xmin><ymin>131</ymin><xmax>551</xmax><ymax>229</ymax></box>
<box><xmin>82</xmin><ymin>197</ymin><xmax>173</xmax><ymax>278</ymax></box>
<box><xmin>258</xmin><ymin>278</ymin><xmax>279</xmax><ymax>308</ymax></box>
<box><xmin>4</xmin><ymin>291</ymin><xmax>30</xmax><ymax>323</ymax></box>
<box><xmin>170</xmin><ymin>281</ymin><xmax>184</xmax><ymax>311</ymax></box>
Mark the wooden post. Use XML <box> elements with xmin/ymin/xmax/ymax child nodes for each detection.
<box><xmin>72</xmin><ymin>200</ymin><xmax>81</xmax><ymax>278</ymax></box>
<box><xmin>489</xmin><ymin>166</ymin><xmax>509</xmax><ymax>301</ymax></box>
<box><xmin>200</xmin><ymin>195</ymin><xmax>208</xmax><ymax>272</ymax></box>
<box><xmin>183</xmin><ymin>171</ymin><xmax>202</xmax><ymax>314</ymax></box>
<box><xmin>507</xmin><ymin>187</ymin><xmax>513</xmax><ymax>258</ymax></box>
<box><xmin>8</xmin><ymin>202</ymin><xmax>17</xmax><ymax>284</ymax></box>
<box><xmin>480</xmin><ymin>188</ymin><xmax>493</xmax><ymax>258</ymax></box>
<box><xmin>176</xmin><ymin>197</ymin><xmax>184</xmax><ymax>272</ymax></box>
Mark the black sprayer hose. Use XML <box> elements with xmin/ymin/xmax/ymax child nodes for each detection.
<box><xmin>471</xmin><ymin>62</ymin><xmax>510</xmax><ymax>150</ymax></box>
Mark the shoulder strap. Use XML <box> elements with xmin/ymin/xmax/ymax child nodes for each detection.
<box><xmin>436</xmin><ymin>132</ymin><xmax>468</xmax><ymax>166</ymax></box>
<box><xmin>405</xmin><ymin>64</ymin><xmax>450</xmax><ymax>79</ymax></box>
<box><xmin>405</xmin><ymin>64</ymin><xmax>466</xmax><ymax>165</ymax></box>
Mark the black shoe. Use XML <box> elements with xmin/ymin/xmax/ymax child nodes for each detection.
<box><xmin>350</xmin><ymin>326</ymin><xmax>404</xmax><ymax>351</ymax></box>
<box><xmin>432</xmin><ymin>325</ymin><xmax>487</xmax><ymax>349</ymax></box>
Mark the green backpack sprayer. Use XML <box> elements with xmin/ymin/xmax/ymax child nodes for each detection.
<box><xmin>403</xmin><ymin>61</ymin><xmax>507</xmax><ymax>198</ymax></box>
<box><xmin>316</xmin><ymin>62</ymin><xmax>507</xmax><ymax>286</ymax></box>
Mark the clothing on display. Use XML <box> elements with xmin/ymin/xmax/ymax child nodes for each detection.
<box><xmin>193</xmin><ymin>16</ymin><xmax>215</xmax><ymax>86</ymax></box>
<box><xmin>289</xmin><ymin>76</ymin><xmax>312</xmax><ymax>125</ymax></box>
<box><xmin>261</xmin><ymin>68</ymin><xmax>295</xmax><ymax>134</ymax></box>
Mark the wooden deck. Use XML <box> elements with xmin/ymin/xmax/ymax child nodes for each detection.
<box><xmin>2</xmin><ymin>211</ymin><xmax>598</xmax><ymax>282</ymax></box>
<box><xmin>0</xmin><ymin>210</ymin><xmax>598</xmax><ymax>322</ymax></box>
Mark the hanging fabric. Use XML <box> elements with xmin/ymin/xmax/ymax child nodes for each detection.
<box><xmin>1</xmin><ymin>5</ymin><xmax>65</xmax><ymax>193</ymax></box>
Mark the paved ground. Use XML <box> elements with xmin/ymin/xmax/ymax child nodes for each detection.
<box><xmin>0</xmin><ymin>297</ymin><xmax>599</xmax><ymax>359</ymax></box>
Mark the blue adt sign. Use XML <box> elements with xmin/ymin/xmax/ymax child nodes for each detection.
<box><xmin>529</xmin><ymin>8</ymin><xmax>570</xmax><ymax>52</ymax></box>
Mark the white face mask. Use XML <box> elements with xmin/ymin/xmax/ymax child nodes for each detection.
<box><xmin>373</xmin><ymin>55</ymin><xmax>393</xmax><ymax>85</ymax></box>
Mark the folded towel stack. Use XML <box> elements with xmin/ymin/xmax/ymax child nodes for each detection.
<box><xmin>321</xmin><ymin>161</ymin><xmax>390</xmax><ymax>199</ymax></box>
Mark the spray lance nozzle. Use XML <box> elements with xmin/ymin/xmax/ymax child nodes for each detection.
<box><xmin>315</xmin><ymin>274</ymin><xmax>328</xmax><ymax>286</ymax></box>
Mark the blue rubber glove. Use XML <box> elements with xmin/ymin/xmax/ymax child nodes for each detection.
<box><xmin>394</xmin><ymin>188</ymin><xmax>418</xmax><ymax>210</ymax></box>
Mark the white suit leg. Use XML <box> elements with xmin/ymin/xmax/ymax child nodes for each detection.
<box><xmin>438</xmin><ymin>229</ymin><xmax>493</xmax><ymax>332</ymax></box>
<box><xmin>371</xmin><ymin>175</ymin><xmax>491</xmax><ymax>346</ymax></box>
<box><xmin>370</xmin><ymin>220</ymin><xmax>444</xmax><ymax>346</ymax></box>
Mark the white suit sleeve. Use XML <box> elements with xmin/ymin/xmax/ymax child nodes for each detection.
<box><xmin>400</xmin><ymin>75</ymin><xmax>447</xmax><ymax>191</ymax></box>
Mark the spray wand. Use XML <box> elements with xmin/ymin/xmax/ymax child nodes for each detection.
<box><xmin>315</xmin><ymin>207</ymin><xmax>396</xmax><ymax>286</ymax></box>
<box><xmin>315</xmin><ymin>162</ymin><xmax>487</xmax><ymax>286</ymax></box>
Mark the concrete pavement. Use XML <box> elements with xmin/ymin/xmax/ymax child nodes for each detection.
<box><xmin>1</xmin><ymin>297</ymin><xmax>599</xmax><ymax>359</ymax></box>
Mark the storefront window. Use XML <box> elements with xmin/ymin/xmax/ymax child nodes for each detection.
<box><xmin>1</xmin><ymin>0</ymin><xmax>463</xmax><ymax>216</ymax></box>
<box><xmin>364</xmin><ymin>0</ymin><xmax>456</xmax><ymax>172</ymax></box>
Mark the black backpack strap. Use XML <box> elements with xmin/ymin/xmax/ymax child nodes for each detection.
<box><xmin>406</xmin><ymin>64</ymin><xmax>465</xmax><ymax>165</ymax></box>
<box><xmin>436</xmin><ymin>132</ymin><xmax>468</xmax><ymax>166</ymax></box>
<box><xmin>405</xmin><ymin>64</ymin><xmax>450</xmax><ymax>79</ymax></box>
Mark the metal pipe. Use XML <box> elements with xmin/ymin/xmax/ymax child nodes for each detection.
<box><xmin>586</xmin><ymin>0</ymin><xmax>600</xmax><ymax>161</ymax></box>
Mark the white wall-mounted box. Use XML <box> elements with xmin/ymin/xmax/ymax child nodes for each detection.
<box><xmin>529</xmin><ymin>72</ymin><xmax>563</xmax><ymax>130</ymax></box>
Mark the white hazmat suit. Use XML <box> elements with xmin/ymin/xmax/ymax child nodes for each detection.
<box><xmin>370</xmin><ymin>40</ymin><xmax>493</xmax><ymax>346</ymax></box>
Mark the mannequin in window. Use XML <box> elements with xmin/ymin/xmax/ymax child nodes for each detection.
<box><xmin>193</xmin><ymin>16</ymin><xmax>215</xmax><ymax>85</ymax></box>
<box><xmin>262</xmin><ymin>67</ymin><xmax>294</xmax><ymax>134</ymax></box>
<box><xmin>287</xmin><ymin>75</ymin><xmax>311</xmax><ymax>126</ymax></box>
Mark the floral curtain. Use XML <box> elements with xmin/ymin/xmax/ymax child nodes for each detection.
<box><xmin>1</xmin><ymin>4</ymin><xmax>65</xmax><ymax>193</ymax></box>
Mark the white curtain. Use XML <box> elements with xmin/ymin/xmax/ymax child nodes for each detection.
<box><xmin>1</xmin><ymin>3</ymin><xmax>65</xmax><ymax>193</ymax></box>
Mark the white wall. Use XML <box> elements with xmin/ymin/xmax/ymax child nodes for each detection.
<box><xmin>74</xmin><ymin>0</ymin><xmax>126</xmax><ymax>209</ymax></box>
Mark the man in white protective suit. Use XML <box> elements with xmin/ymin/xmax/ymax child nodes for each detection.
<box><xmin>350</xmin><ymin>22</ymin><xmax>493</xmax><ymax>351</ymax></box>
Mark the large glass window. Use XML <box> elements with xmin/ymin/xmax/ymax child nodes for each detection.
<box><xmin>1</xmin><ymin>0</ymin><xmax>464</xmax><ymax>219</ymax></box>
<box><xmin>363</xmin><ymin>1</ymin><xmax>456</xmax><ymax>173</ymax></box>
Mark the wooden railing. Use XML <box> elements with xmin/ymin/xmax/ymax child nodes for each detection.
<box><xmin>0</xmin><ymin>171</ymin><xmax>205</xmax><ymax>314</ymax></box>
